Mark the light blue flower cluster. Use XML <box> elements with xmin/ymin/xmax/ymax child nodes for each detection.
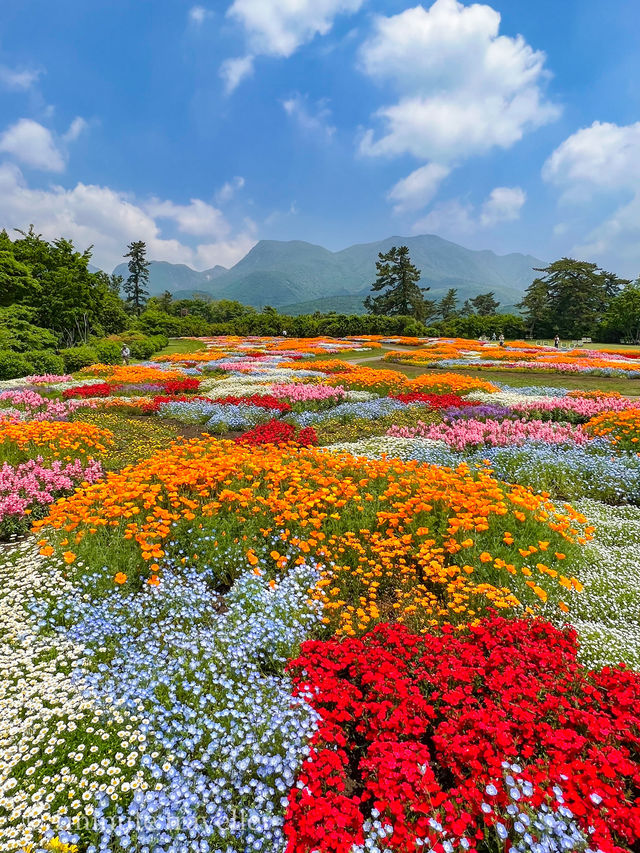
<box><xmin>29</xmin><ymin>536</ymin><xmax>322</xmax><ymax>853</ymax></box>
<box><xmin>495</xmin><ymin>383</ymin><xmax>570</xmax><ymax>397</ymax></box>
<box><xmin>159</xmin><ymin>399</ymin><xmax>274</xmax><ymax>431</ymax></box>
<box><xmin>289</xmin><ymin>397</ymin><xmax>409</xmax><ymax>426</ymax></box>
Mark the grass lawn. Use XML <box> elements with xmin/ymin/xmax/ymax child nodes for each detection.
<box><xmin>157</xmin><ymin>337</ymin><xmax>208</xmax><ymax>356</ymax></box>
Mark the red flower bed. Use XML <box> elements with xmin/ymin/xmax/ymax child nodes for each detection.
<box><xmin>235</xmin><ymin>419</ymin><xmax>317</xmax><ymax>446</ymax></box>
<box><xmin>215</xmin><ymin>394</ymin><xmax>292</xmax><ymax>413</ymax></box>
<box><xmin>391</xmin><ymin>392</ymin><xmax>477</xmax><ymax>407</ymax></box>
<box><xmin>160</xmin><ymin>377</ymin><xmax>201</xmax><ymax>394</ymax></box>
<box><xmin>62</xmin><ymin>382</ymin><xmax>112</xmax><ymax>399</ymax></box>
<box><xmin>285</xmin><ymin>618</ymin><xmax>640</xmax><ymax>853</ymax></box>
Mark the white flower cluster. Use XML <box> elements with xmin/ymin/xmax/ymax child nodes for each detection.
<box><xmin>568</xmin><ymin>499</ymin><xmax>640</xmax><ymax>670</ymax></box>
<box><xmin>0</xmin><ymin>541</ymin><xmax>150</xmax><ymax>852</ymax></box>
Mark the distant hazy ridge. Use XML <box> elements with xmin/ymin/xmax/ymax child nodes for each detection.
<box><xmin>112</xmin><ymin>234</ymin><xmax>543</xmax><ymax>314</ymax></box>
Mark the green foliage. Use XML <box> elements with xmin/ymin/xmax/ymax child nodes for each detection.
<box><xmin>23</xmin><ymin>349</ymin><xmax>65</xmax><ymax>375</ymax></box>
<box><xmin>435</xmin><ymin>313</ymin><xmax>526</xmax><ymax>338</ymax></box>
<box><xmin>4</xmin><ymin>226</ymin><xmax>130</xmax><ymax>343</ymax></box>
<box><xmin>0</xmin><ymin>248</ymin><xmax>40</xmax><ymax>307</ymax></box>
<box><xmin>518</xmin><ymin>258</ymin><xmax>629</xmax><ymax>338</ymax></box>
<box><xmin>470</xmin><ymin>291</ymin><xmax>500</xmax><ymax>316</ymax></box>
<box><xmin>60</xmin><ymin>344</ymin><xmax>98</xmax><ymax>372</ymax></box>
<box><xmin>94</xmin><ymin>340</ymin><xmax>123</xmax><ymax>365</ymax></box>
<box><xmin>437</xmin><ymin>288</ymin><xmax>458</xmax><ymax>320</ymax></box>
<box><xmin>0</xmin><ymin>305</ymin><xmax>58</xmax><ymax>351</ymax></box>
<box><xmin>364</xmin><ymin>246</ymin><xmax>436</xmax><ymax>322</ymax></box>
<box><xmin>600</xmin><ymin>280</ymin><xmax>640</xmax><ymax>343</ymax></box>
<box><xmin>123</xmin><ymin>240</ymin><xmax>150</xmax><ymax>315</ymax></box>
<box><xmin>0</xmin><ymin>350</ymin><xmax>34</xmax><ymax>379</ymax></box>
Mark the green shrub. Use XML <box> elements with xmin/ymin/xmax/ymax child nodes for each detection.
<box><xmin>95</xmin><ymin>340</ymin><xmax>122</xmax><ymax>364</ymax></box>
<box><xmin>24</xmin><ymin>349</ymin><xmax>65</xmax><ymax>375</ymax></box>
<box><xmin>0</xmin><ymin>350</ymin><xmax>35</xmax><ymax>379</ymax></box>
<box><xmin>60</xmin><ymin>345</ymin><xmax>98</xmax><ymax>372</ymax></box>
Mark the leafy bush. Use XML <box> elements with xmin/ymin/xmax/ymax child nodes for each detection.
<box><xmin>94</xmin><ymin>340</ymin><xmax>122</xmax><ymax>364</ymax></box>
<box><xmin>23</xmin><ymin>349</ymin><xmax>65</xmax><ymax>375</ymax></box>
<box><xmin>0</xmin><ymin>350</ymin><xmax>34</xmax><ymax>379</ymax></box>
<box><xmin>60</xmin><ymin>345</ymin><xmax>98</xmax><ymax>372</ymax></box>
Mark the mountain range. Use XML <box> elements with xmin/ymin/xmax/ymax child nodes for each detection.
<box><xmin>112</xmin><ymin>234</ymin><xmax>544</xmax><ymax>314</ymax></box>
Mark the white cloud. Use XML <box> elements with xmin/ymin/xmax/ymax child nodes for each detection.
<box><xmin>413</xmin><ymin>185</ymin><xmax>525</xmax><ymax>236</ymax></box>
<box><xmin>0</xmin><ymin>119</ymin><xmax>65</xmax><ymax>172</ymax></box>
<box><xmin>413</xmin><ymin>198</ymin><xmax>476</xmax><ymax>236</ymax></box>
<box><xmin>222</xmin><ymin>0</ymin><xmax>364</xmax><ymax>91</ymax></box>
<box><xmin>227</xmin><ymin>0</ymin><xmax>365</xmax><ymax>57</ymax></box>
<box><xmin>216</xmin><ymin>175</ymin><xmax>245</xmax><ymax>204</ymax></box>
<box><xmin>63</xmin><ymin>117</ymin><xmax>88</xmax><ymax>143</ymax></box>
<box><xmin>189</xmin><ymin>5</ymin><xmax>211</xmax><ymax>25</ymax></box>
<box><xmin>480</xmin><ymin>185</ymin><xmax>526</xmax><ymax>226</ymax></box>
<box><xmin>0</xmin><ymin>65</ymin><xmax>41</xmax><ymax>91</ymax></box>
<box><xmin>0</xmin><ymin>162</ymin><xmax>256</xmax><ymax>272</ymax></box>
<box><xmin>387</xmin><ymin>162</ymin><xmax>451</xmax><ymax>213</ymax></box>
<box><xmin>282</xmin><ymin>93</ymin><xmax>335</xmax><ymax>139</ymax></box>
<box><xmin>144</xmin><ymin>197</ymin><xmax>235</xmax><ymax>239</ymax></box>
<box><xmin>220</xmin><ymin>55</ymin><xmax>255</xmax><ymax>93</ymax></box>
<box><xmin>359</xmin><ymin>0</ymin><xmax>558</xmax><ymax>210</ymax></box>
<box><xmin>543</xmin><ymin>121</ymin><xmax>640</xmax><ymax>272</ymax></box>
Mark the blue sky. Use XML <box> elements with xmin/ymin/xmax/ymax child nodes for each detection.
<box><xmin>0</xmin><ymin>0</ymin><xmax>639</xmax><ymax>276</ymax></box>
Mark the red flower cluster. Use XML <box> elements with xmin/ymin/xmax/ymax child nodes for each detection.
<box><xmin>235</xmin><ymin>419</ymin><xmax>317</xmax><ymax>446</ymax></box>
<box><xmin>285</xmin><ymin>618</ymin><xmax>640</xmax><ymax>853</ymax></box>
<box><xmin>160</xmin><ymin>377</ymin><xmax>201</xmax><ymax>394</ymax></box>
<box><xmin>391</xmin><ymin>392</ymin><xmax>476</xmax><ymax>408</ymax></box>
<box><xmin>214</xmin><ymin>394</ymin><xmax>292</xmax><ymax>413</ymax></box>
<box><xmin>62</xmin><ymin>382</ymin><xmax>112</xmax><ymax>399</ymax></box>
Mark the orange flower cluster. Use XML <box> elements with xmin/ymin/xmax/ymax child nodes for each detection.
<box><xmin>584</xmin><ymin>408</ymin><xmax>640</xmax><ymax>452</ymax></box>
<box><xmin>79</xmin><ymin>364</ymin><xmax>187</xmax><ymax>383</ymax></box>
<box><xmin>567</xmin><ymin>389</ymin><xmax>623</xmax><ymax>399</ymax></box>
<box><xmin>0</xmin><ymin>420</ymin><xmax>113</xmax><ymax>460</ymax></box>
<box><xmin>34</xmin><ymin>438</ymin><xmax>591</xmax><ymax>633</ymax></box>
<box><xmin>287</xmin><ymin>359</ymin><xmax>499</xmax><ymax>395</ymax></box>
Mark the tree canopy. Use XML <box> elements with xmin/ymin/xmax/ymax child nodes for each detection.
<box><xmin>518</xmin><ymin>258</ymin><xmax>629</xmax><ymax>338</ymax></box>
<box><xmin>364</xmin><ymin>246</ymin><xmax>436</xmax><ymax>322</ymax></box>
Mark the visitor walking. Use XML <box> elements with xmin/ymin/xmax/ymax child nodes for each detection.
<box><xmin>121</xmin><ymin>344</ymin><xmax>131</xmax><ymax>365</ymax></box>
<box><xmin>554</xmin><ymin>335</ymin><xmax>560</xmax><ymax>348</ymax></box>
<box><xmin>499</xmin><ymin>333</ymin><xmax>505</xmax><ymax>347</ymax></box>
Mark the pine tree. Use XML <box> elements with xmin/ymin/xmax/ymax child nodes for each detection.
<box><xmin>470</xmin><ymin>291</ymin><xmax>500</xmax><ymax>316</ymax></box>
<box><xmin>123</xmin><ymin>241</ymin><xmax>150</xmax><ymax>315</ymax></box>
<box><xmin>518</xmin><ymin>259</ymin><xmax>628</xmax><ymax>338</ymax></box>
<box><xmin>438</xmin><ymin>288</ymin><xmax>458</xmax><ymax>320</ymax></box>
<box><xmin>364</xmin><ymin>246</ymin><xmax>434</xmax><ymax>321</ymax></box>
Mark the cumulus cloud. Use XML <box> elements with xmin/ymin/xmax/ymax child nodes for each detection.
<box><xmin>0</xmin><ymin>162</ymin><xmax>256</xmax><ymax>272</ymax></box>
<box><xmin>413</xmin><ymin>185</ymin><xmax>525</xmax><ymax>236</ymax></box>
<box><xmin>0</xmin><ymin>64</ymin><xmax>41</xmax><ymax>91</ymax></box>
<box><xmin>480</xmin><ymin>185</ymin><xmax>526</xmax><ymax>227</ymax></box>
<box><xmin>282</xmin><ymin>93</ymin><xmax>335</xmax><ymax>139</ymax></box>
<box><xmin>387</xmin><ymin>163</ymin><xmax>451</xmax><ymax>213</ymax></box>
<box><xmin>359</xmin><ymin>0</ymin><xmax>557</xmax><ymax>211</ymax></box>
<box><xmin>222</xmin><ymin>0</ymin><xmax>364</xmax><ymax>91</ymax></box>
<box><xmin>543</xmin><ymin>121</ymin><xmax>640</xmax><ymax>272</ymax></box>
<box><xmin>0</xmin><ymin>119</ymin><xmax>65</xmax><ymax>172</ymax></box>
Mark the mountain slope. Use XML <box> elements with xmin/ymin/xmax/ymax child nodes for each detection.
<box><xmin>113</xmin><ymin>235</ymin><xmax>544</xmax><ymax>309</ymax></box>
